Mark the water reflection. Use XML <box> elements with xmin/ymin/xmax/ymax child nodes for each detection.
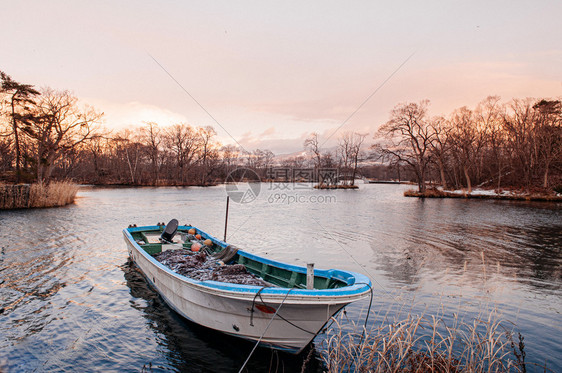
<box><xmin>369</xmin><ymin>197</ymin><xmax>562</xmax><ymax>294</ymax></box>
<box><xmin>0</xmin><ymin>185</ymin><xmax>560</xmax><ymax>371</ymax></box>
<box><xmin>121</xmin><ymin>259</ymin><xmax>324</xmax><ymax>372</ymax></box>
<box><xmin>0</xmin><ymin>227</ymin><xmax>71</xmax><ymax>341</ymax></box>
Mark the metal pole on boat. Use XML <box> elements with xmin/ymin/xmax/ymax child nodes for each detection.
<box><xmin>307</xmin><ymin>263</ymin><xmax>315</xmax><ymax>289</ymax></box>
<box><xmin>224</xmin><ymin>196</ymin><xmax>230</xmax><ymax>242</ymax></box>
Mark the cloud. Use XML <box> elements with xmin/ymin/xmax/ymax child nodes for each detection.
<box><xmin>235</xmin><ymin>131</ymin><xmax>309</xmax><ymax>155</ymax></box>
<box><xmin>83</xmin><ymin>55</ymin><xmax>561</xmax><ymax>156</ymax></box>
<box><xmin>84</xmin><ymin>99</ymin><xmax>189</xmax><ymax>129</ymax></box>
<box><xmin>259</xmin><ymin>126</ymin><xmax>276</xmax><ymax>137</ymax></box>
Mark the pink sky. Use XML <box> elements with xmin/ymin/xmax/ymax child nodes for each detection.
<box><xmin>2</xmin><ymin>1</ymin><xmax>561</xmax><ymax>154</ymax></box>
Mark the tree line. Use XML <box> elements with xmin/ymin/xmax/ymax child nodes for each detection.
<box><xmin>2</xmin><ymin>70</ymin><xmax>560</xmax><ymax>192</ymax></box>
<box><xmin>0</xmin><ymin>71</ymin><xmax>372</xmax><ymax>186</ymax></box>
<box><xmin>373</xmin><ymin>97</ymin><xmax>562</xmax><ymax>193</ymax></box>
<box><xmin>0</xmin><ymin>71</ymin><xmax>263</xmax><ymax>185</ymax></box>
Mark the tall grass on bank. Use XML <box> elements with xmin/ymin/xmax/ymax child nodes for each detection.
<box><xmin>0</xmin><ymin>181</ymin><xmax>78</xmax><ymax>209</ymax></box>
<box><xmin>321</xmin><ymin>306</ymin><xmax>543</xmax><ymax>373</ymax></box>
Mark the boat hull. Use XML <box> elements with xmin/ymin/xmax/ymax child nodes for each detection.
<box><xmin>124</xmin><ymin>227</ymin><xmax>370</xmax><ymax>353</ymax></box>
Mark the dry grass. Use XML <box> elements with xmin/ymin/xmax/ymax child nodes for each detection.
<box><xmin>320</xmin><ymin>306</ymin><xmax>545</xmax><ymax>373</ymax></box>
<box><xmin>0</xmin><ymin>183</ymin><xmax>31</xmax><ymax>208</ymax></box>
<box><xmin>0</xmin><ymin>181</ymin><xmax>78</xmax><ymax>209</ymax></box>
<box><xmin>30</xmin><ymin>181</ymin><xmax>78</xmax><ymax>208</ymax></box>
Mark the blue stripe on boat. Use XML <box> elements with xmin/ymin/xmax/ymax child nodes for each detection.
<box><xmin>124</xmin><ymin>226</ymin><xmax>371</xmax><ymax>297</ymax></box>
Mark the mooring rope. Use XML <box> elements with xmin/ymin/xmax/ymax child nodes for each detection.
<box><xmin>256</xmin><ymin>291</ymin><xmax>316</xmax><ymax>335</ymax></box>
<box><xmin>238</xmin><ymin>288</ymin><xmax>294</xmax><ymax>373</ymax></box>
<box><xmin>249</xmin><ymin>286</ymin><xmax>266</xmax><ymax>327</ymax></box>
<box><xmin>357</xmin><ymin>281</ymin><xmax>374</xmax><ymax>342</ymax></box>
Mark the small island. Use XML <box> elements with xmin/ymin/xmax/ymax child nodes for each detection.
<box><xmin>314</xmin><ymin>184</ymin><xmax>359</xmax><ymax>190</ymax></box>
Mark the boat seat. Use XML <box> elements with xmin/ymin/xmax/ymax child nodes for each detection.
<box><xmin>160</xmin><ymin>219</ymin><xmax>178</xmax><ymax>243</ymax></box>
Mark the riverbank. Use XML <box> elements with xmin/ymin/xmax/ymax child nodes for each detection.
<box><xmin>0</xmin><ymin>181</ymin><xmax>78</xmax><ymax>209</ymax></box>
<box><xmin>405</xmin><ymin>187</ymin><xmax>562</xmax><ymax>201</ymax></box>
<box><xmin>314</xmin><ymin>184</ymin><xmax>359</xmax><ymax>189</ymax></box>
<box><xmin>81</xmin><ymin>181</ymin><xmax>219</xmax><ymax>187</ymax></box>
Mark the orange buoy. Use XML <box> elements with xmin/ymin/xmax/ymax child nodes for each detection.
<box><xmin>188</xmin><ymin>228</ymin><xmax>196</xmax><ymax>235</ymax></box>
<box><xmin>191</xmin><ymin>242</ymin><xmax>202</xmax><ymax>252</ymax></box>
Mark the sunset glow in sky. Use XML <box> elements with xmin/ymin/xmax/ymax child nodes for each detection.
<box><xmin>3</xmin><ymin>1</ymin><xmax>561</xmax><ymax>153</ymax></box>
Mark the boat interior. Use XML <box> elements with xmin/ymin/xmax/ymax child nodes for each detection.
<box><xmin>129</xmin><ymin>226</ymin><xmax>349</xmax><ymax>290</ymax></box>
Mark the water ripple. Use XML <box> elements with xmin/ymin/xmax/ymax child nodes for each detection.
<box><xmin>0</xmin><ymin>185</ymin><xmax>560</xmax><ymax>371</ymax></box>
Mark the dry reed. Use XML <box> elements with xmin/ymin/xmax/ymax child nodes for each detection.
<box><xmin>320</xmin><ymin>305</ymin><xmax>544</xmax><ymax>373</ymax></box>
<box><xmin>0</xmin><ymin>181</ymin><xmax>78</xmax><ymax>209</ymax></box>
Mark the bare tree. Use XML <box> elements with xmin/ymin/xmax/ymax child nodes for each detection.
<box><xmin>321</xmin><ymin>151</ymin><xmax>336</xmax><ymax>168</ymax></box>
<box><xmin>198</xmin><ymin>126</ymin><xmax>217</xmax><ymax>185</ymax></box>
<box><xmin>533</xmin><ymin>99</ymin><xmax>562</xmax><ymax>188</ymax></box>
<box><xmin>475</xmin><ymin>96</ymin><xmax>506</xmax><ymax>189</ymax></box>
<box><xmin>85</xmin><ymin>134</ymin><xmax>105</xmax><ymax>182</ymax></box>
<box><xmin>448</xmin><ymin>107</ymin><xmax>480</xmax><ymax>192</ymax></box>
<box><xmin>304</xmin><ymin>132</ymin><xmax>322</xmax><ymax>170</ymax></box>
<box><xmin>336</xmin><ymin>132</ymin><xmax>367</xmax><ymax>185</ymax></box>
<box><xmin>263</xmin><ymin>149</ymin><xmax>275</xmax><ymax>172</ymax></box>
<box><xmin>337</xmin><ymin>133</ymin><xmax>352</xmax><ymax>183</ymax></box>
<box><xmin>502</xmin><ymin>99</ymin><xmax>538</xmax><ymax>190</ymax></box>
<box><xmin>350</xmin><ymin>133</ymin><xmax>367</xmax><ymax>185</ymax></box>
<box><xmin>140</xmin><ymin>122</ymin><xmax>162</xmax><ymax>184</ymax></box>
<box><xmin>428</xmin><ymin>116</ymin><xmax>451</xmax><ymax>188</ymax></box>
<box><xmin>281</xmin><ymin>156</ymin><xmax>306</xmax><ymax>171</ymax></box>
<box><xmin>374</xmin><ymin>101</ymin><xmax>433</xmax><ymax>192</ymax></box>
<box><xmin>111</xmin><ymin>130</ymin><xmax>142</xmax><ymax>184</ymax></box>
<box><xmin>19</xmin><ymin>88</ymin><xmax>103</xmax><ymax>183</ymax></box>
<box><xmin>248</xmin><ymin>148</ymin><xmax>275</xmax><ymax>177</ymax></box>
<box><xmin>164</xmin><ymin>123</ymin><xmax>201</xmax><ymax>183</ymax></box>
<box><xmin>220</xmin><ymin>144</ymin><xmax>241</xmax><ymax>175</ymax></box>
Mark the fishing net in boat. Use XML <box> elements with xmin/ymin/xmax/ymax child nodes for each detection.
<box><xmin>153</xmin><ymin>249</ymin><xmax>271</xmax><ymax>287</ymax></box>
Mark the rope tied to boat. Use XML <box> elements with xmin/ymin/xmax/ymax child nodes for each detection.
<box><xmin>238</xmin><ymin>288</ymin><xmax>294</xmax><ymax>373</ymax></box>
<box><xmin>249</xmin><ymin>287</ymin><xmax>266</xmax><ymax>327</ymax></box>
<box><xmin>248</xmin><ymin>286</ymin><xmax>316</xmax><ymax>336</ymax></box>
<box><xmin>357</xmin><ymin>281</ymin><xmax>374</xmax><ymax>341</ymax></box>
<box><xmin>256</xmin><ymin>291</ymin><xmax>316</xmax><ymax>335</ymax></box>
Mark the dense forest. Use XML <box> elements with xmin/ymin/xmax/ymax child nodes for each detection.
<box><xmin>1</xmin><ymin>71</ymin><xmax>561</xmax><ymax>193</ymax></box>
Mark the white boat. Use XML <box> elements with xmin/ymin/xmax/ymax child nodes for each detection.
<box><xmin>123</xmin><ymin>221</ymin><xmax>371</xmax><ymax>354</ymax></box>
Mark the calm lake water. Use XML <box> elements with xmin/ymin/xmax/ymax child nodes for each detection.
<box><xmin>0</xmin><ymin>184</ymin><xmax>560</xmax><ymax>372</ymax></box>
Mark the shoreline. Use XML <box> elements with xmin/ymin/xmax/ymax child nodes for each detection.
<box><xmin>405</xmin><ymin>188</ymin><xmax>562</xmax><ymax>202</ymax></box>
<box><xmin>314</xmin><ymin>184</ymin><xmax>359</xmax><ymax>190</ymax></box>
